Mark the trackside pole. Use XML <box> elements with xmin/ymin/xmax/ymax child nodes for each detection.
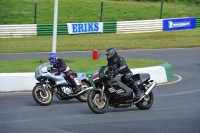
<box><xmin>52</xmin><ymin>0</ymin><xmax>58</xmax><ymax>53</ymax></box>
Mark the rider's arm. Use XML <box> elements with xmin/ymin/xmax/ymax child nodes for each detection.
<box><xmin>117</xmin><ymin>57</ymin><xmax>129</xmax><ymax>73</ymax></box>
<box><xmin>57</xmin><ymin>58</ymin><xmax>67</xmax><ymax>72</ymax></box>
<box><xmin>107</xmin><ymin>62</ymin><xmax>113</xmax><ymax>71</ymax></box>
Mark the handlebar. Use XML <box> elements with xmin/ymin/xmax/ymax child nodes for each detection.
<box><xmin>105</xmin><ymin>73</ymin><xmax>121</xmax><ymax>78</ymax></box>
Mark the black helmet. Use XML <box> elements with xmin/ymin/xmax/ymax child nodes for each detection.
<box><xmin>105</xmin><ymin>48</ymin><xmax>118</xmax><ymax>62</ymax></box>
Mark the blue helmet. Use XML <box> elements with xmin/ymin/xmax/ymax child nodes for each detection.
<box><xmin>48</xmin><ymin>53</ymin><xmax>58</xmax><ymax>65</ymax></box>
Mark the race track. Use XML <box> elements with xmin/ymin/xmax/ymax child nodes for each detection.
<box><xmin>0</xmin><ymin>48</ymin><xmax>200</xmax><ymax>133</ymax></box>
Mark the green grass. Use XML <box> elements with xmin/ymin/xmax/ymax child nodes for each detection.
<box><xmin>0</xmin><ymin>58</ymin><xmax>165</xmax><ymax>73</ymax></box>
<box><xmin>0</xmin><ymin>0</ymin><xmax>199</xmax><ymax>24</ymax></box>
<box><xmin>0</xmin><ymin>28</ymin><xmax>200</xmax><ymax>53</ymax></box>
<box><xmin>0</xmin><ymin>0</ymin><xmax>199</xmax><ymax>73</ymax></box>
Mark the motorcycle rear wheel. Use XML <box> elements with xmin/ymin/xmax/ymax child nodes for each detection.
<box><xmin>135</xmin><ymin>92</ymin><xmax>154</xmax><ymax>110</ymax></box>
<box><xmin>87</xmin><ymin>90</ymin><xmax>109</xmax><ymax>114</ymax></box>
<box><xmin>76</xmin><ymin>81</ymin><xmax>91</xmax><ymax>102</ymax></box>
<box><xmin>32</xmin><ymin>84</ymin><xmax>53</xmax><ymax>106</ymax></box>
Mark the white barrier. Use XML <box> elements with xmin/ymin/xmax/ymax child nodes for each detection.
<box><xmin>0</xmin><ymin>66</ymin><xmax>169</xmax><ymax>92</ymax></box>
<box><xmin>0</xmin><ymin>24</ymin><xmax>37</xmax><ymax>38</ymax></box>
<box><xmin>117</xmin><ymin>19</ymin><xmax>163</xmax><ymax>34</ymax></box>
<box><xmin>0</xmin><ymin>73</ymin><xmax>36</xmax><ymax>92</ymax></box>
<box><xmin>131</xmin><ymin>66</ymin><xmax>167</xmax><ymax>83</ymax></box>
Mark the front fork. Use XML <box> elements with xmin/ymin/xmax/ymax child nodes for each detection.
<box><xmin>37</xmin><ymin>79</ymin><xmax>51</xmax><ymax>94</ymax></box>
<box><xmin>99</xmin><ymin>85</ymin><xmax>105</xmax><ymax>102</ymax></box>
<box><xmin>93</xmin><ymin>84</ymin><xmax>105</xmax><ymax>102</ymax></box>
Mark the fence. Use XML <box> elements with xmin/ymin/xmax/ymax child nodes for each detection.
<box><xmin>0</xmin><ymin>24</ymin><xmax>37</xmax><ymax>38</ymax></box>
<box><xmin>117</xmin><ymin>19</ymin><xmax>163</xmax><ymax>34</ymax></box>
<box><xmin>0</xmin><ymin>17</ymin><xmax>199</xmax><ymax>38</ymax></box>
<box><xmin>36</xmin><ymin>22</ymin><xmax>116</xmax><ymax>36</ymax></box>
<box><xmin>37</xmin><ymin>24</ymin><xmax>68</xmax><ymax>36</ymax></box>
<box><xmin>196</xmin><ymin>17</ymin><xmax>200</xmax><ymax>27</ymax></box>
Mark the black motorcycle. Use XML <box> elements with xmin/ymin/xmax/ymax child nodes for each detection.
<box><xmin>87</xmin><ymin>66</ymin><xmax>157</xmax><ymax>114</ymax></box>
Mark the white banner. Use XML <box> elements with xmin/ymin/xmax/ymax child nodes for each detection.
<box><xmin>67</xmin><ymin>22</ymin><xmax>103</xmax><ymax>34</ymax></box>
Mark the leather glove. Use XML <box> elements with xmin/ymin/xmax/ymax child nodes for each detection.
<box><xmin>52</xmin><ymin>68</ymin><xmax>58</xmax><ymax>73</ymax></box>
<box><xmin>106</xmin><ymin>71</ymin><xmax>113</xmax><ymax>74</ymax></box>
<box><xmin>113</xmin><ymin>70</ymin><xmax>118</xmax><ymax>75</ymax></box>
<box><xmin>57</xmin><ymin>69</ymin><xmax>61</xmax><ymax>72</ymax></box>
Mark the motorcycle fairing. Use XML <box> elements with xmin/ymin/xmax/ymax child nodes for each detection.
<box><xmin>106</xmin><ymin>78</ymin><xmax>133</xmax><ymax>104</ymax></box>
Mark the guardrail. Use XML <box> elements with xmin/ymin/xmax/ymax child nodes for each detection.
<box><xmin>37</xmin><ymin>24</ymin><xmax>68</xmax><ymax>36</ymax></box>
<box><xmin>37</xmin><ymin>22</ymin><xmax>116</xmax><ymax>36</ymax></box>
<box><xmin>0</xmin><ymin>24</ymin><xmax>37</xmax><ymax>38</ymax></box>
<box><xmin>196</xmin><ymin>17</ymin><xmax>200</xmax><ymax>27</ymax></box>
<box><xmin>117</xmin><ymin>19</ymin><xmax>163</xmax><ymax>34</ymax></box>
<box><xmin>0</xmin><ymin>17</ymin><xmax>199</xmax><ymax>37</ymax></box>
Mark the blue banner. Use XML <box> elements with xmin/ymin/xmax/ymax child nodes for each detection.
<box><xmin>163</xmin><ymin>17</ymin><xmax>196</xmax><ymax>31</ymax></box>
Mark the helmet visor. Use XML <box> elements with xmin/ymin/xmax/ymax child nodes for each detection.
<box><xmin>48</xmin><ymin>58</ymin><xmax>54</xmax><ymax>62</ymax></box>
<box><xmin>105</xmin><ymin>53</ymin><xmax>111</xmax><ymax>59</ymax></box>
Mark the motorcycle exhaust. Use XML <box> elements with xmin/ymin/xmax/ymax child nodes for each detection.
<box><xmin>77</xmin><ymin>87</ymin><xmax>93</xmax><ymax>95</ymax></box>
<box><xmin>145</xmin><ymin>82</ymin><xmax>157</xmax><ymax>96</ymax></box>
<box><xmin>69</xmin><ymin>87</ymin><xmax>93</xmax><ymax>96</ymax></box>
<box><xmin>134</xmin><ymin>82</ymin><xmax>157</xmax><ymax>104</ymax></box>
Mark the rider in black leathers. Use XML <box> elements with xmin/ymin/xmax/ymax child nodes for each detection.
<box><xmin>105</xmin><ymin>48</ymin><xmax>143</xmax><ymax>98</ymax></box>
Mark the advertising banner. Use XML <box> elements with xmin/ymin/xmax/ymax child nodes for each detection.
<box><xmin>67</xmin><ymin>22</ymin><xmax>103</xmax><ymax>34</ymax></box>
<box><xmin>163</xmin><ymin>17</ymin><xmax>196</xmax><ymax>31</ymax></box>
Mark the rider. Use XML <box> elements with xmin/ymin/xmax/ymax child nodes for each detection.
<box><xmin>48</xmin><ymin>53</ymin><xmax>81</xmax><ymax>94</ymax></box>
<box><xmin>105</xmin><ymin>47</ymin><xmax>143</xmax><ymax>98</ymax></box>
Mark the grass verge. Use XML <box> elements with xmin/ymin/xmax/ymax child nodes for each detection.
<box><xmin>0</xmin><ymin>28</ymin><xmax>200</xmax><ymax>53</ymax></box>
<box><xmin>0</xmin><ymin>58</ymin><xmax>165</xmax><ymax>73</ymax></box>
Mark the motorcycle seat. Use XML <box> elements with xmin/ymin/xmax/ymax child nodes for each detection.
<box><xmin>132</xmin><ymin>73</ymin><xmax>150</xmax><ymax>84</ymax></box>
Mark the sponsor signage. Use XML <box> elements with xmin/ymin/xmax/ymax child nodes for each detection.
<box><xmin>67</xmin><ymin>22</ymin><xmax>103</xmax><ymax>34</ymax></box>
<box><xmin>163</xmin><ymin>17</ymin><xmax>196</xmax><ymax>31</ymax></box>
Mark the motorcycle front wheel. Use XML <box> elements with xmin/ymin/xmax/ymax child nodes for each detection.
<box><xmin>32</xmin><ymin>84</ymin><xmax>53</xmax><ymax>106</ymax></box>
<box><xmin>87</xmin><ymin>90</ymin><xmax>109</xmax><ymax>114</ymax></box>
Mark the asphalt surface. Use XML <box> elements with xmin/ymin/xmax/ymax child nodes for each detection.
<box><xmin>0</xmin><ymin>48</ymin><xmax>200</xmax><ymax>133</ymax></box>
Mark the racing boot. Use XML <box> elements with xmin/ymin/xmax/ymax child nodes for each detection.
<box><xmin>135</xmin><ymin>88</ymin><xmax>143</xmax><ymax>99</ymax></box>
<box><xmin>131</xmin><ymin>82</ymin><xmax>143</xmax><ymax>98</ymax></box>
<box><xmin>70</xmin><ymin>79</ymin><xmax>82</xmax><ymax>93</ymax></box>
<box><xmin>74</xmin><ymin>86</ymin><xmax>82</xmax><ymax>94</ymax></box>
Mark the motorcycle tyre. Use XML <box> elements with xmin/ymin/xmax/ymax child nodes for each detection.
<box><xmin>76</xmin><ymin>81</ymin><xmax>91</xmax><ymax>102</ymax></box>
<box><xmin>87</xmin><ymin>90</ymin><xmax>109</xmax><ymax>114</ymax></box>
<box><xmin>135</xmin><ymin>92</ymin><xmax>154</xmax><ymax>110</ymax></box>
<box><xmin>32</xmin><ymin>84</ymin><xmax>53</xmax><ymax>106</ymax></box>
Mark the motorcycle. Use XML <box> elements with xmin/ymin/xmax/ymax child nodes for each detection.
<box><xmin>32</xmin><ymin>62</ymin><xmax>93</xmax><ymax>106</ymax></box>
<box><xmin>87</xmin><ymin>66</ymin><xmax>157</xmax><ymax>114</ymax></box>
